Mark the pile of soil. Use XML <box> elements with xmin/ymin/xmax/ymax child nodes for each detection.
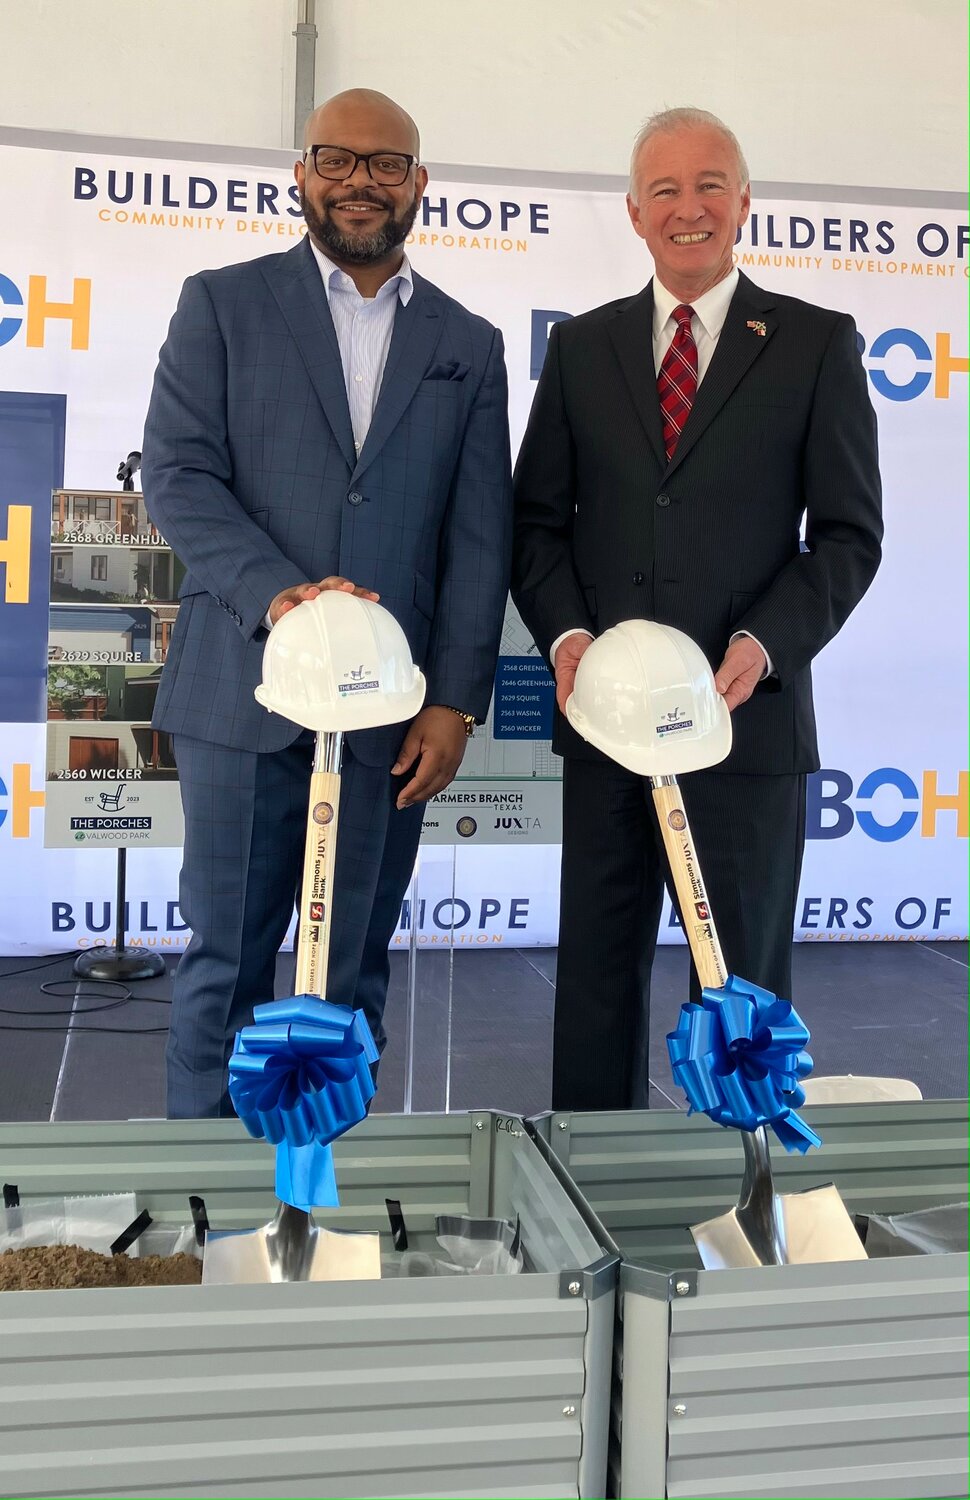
<box><xmin>0</xmin><ymin>1244</ymin><xmax>202</xmax><ymax>1291</ymax></box>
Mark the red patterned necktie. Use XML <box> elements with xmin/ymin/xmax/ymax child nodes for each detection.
<box><xmin>657</xmin><ymin>303</ymin><xmax>697</xmax><ymax>461</ymax></box>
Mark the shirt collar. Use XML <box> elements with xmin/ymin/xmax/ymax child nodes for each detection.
<box><xmin>308</xmin><ymin>237</ymin><xmax>414</xmax><ymax>305</ymax></box>
<box><xmin>652</xmin><ymin>266</ymin><xmax>739</xmax><ymax>342</ymax></box>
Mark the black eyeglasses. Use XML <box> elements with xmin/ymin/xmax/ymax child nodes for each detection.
<box><xmin>304</xmin><ymin>145</ymin><xmax>418</xmax><ymax>186</ymax></box>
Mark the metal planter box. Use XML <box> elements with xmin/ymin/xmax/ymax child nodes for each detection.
<box><xmin>0</xmin><ymin>1112</ymin><xmax>617</xmax><ymax>1499</ymax></box>
<box><xmin>532</xmin><ymin>1101</ymin><xmax>969</xmax><ymax>1500</ymax></box>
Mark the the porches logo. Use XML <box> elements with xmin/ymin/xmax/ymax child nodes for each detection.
<box><xmin>338</xmin><ymin>662</ymin><xmax>379</xmax><ymax>695</ymax></box>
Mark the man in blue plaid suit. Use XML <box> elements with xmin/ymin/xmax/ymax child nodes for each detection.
<box><xmin>142</xmin><ymin>90</ymin><xmax>513</xmax><ymax>1117</ymax></box>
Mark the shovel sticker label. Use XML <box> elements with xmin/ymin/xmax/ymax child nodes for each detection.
<box><xmin>309</xmin><ymin>901</ymin><xmax>325</xmax><ymax>922</ymax></box>
<box><xmin>312</xmin><ymin>801</ymin><xmax>334</xmax><ymax>825</ymax></box>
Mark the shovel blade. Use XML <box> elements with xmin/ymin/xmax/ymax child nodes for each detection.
<box><xmin>202</xmin><ymin>1222</ymin><xmax>381</xmax><ymax>1284</ymax></box>
<box><xmin>691</xmin><ymin>1184</ymin><xmax>868</xmax><ymax>1270</ymax></box>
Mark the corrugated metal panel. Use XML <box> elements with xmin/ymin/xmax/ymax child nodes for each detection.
<box><xmin>665</xmin><ymin>1255</ymin><xmax>969</xmax><ymax>1499</ymax></box>
<box><xmin>615</xmin><ymin>1281</ymin><xmax>669</xmax><ymax>1500</ymax></box>
<box><xmin>0</xmin><ymin>1276</ymin><xmax>588</xmax><ymax>1499</ymax></box>
<box><xmin>549</xmin><ymin>1102</ymin><xmax>969</xmax><ymax>1270</ymax></box>
<box><xmin>0</xmin><ymin>1115</ymin><xmax>616</xmax><ymax>1499</ymax></box>
<box><xmin>0</xmin><ymin>1114</ymin><xmax>476</xmax><ymax>1233</ymax></box>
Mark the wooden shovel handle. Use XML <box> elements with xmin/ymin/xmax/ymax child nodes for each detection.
<box><xmin>651</xmin><ymin>778</ymin><xmax>728</xmax><ymax>991</ymax></box>
<box><xmin>294</xmin><ymin>752</ymin><xmax>341</xmax><ymax>998</ymax></box>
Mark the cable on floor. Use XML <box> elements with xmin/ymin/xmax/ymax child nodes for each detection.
<box><xmin>0</xmin><ymin>955</ymin><xmax>172</xmax><ymax>1035</ymax></box>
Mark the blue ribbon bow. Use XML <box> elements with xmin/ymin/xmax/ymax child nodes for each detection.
<box><xmin>666</xmin><ymin>974</ymin><xmax>821</xmax><ymax>1153</ymax></box>
<box><xmin>228</xmin><ymin>996</ymin><xmax>379</xmax><ymax>1210</ymax></box>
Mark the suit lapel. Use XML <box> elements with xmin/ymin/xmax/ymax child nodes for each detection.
<box><xmin>665</xmin><ymin>273</ymin><xmax>777</xmax><ymax>477</ymax></box>
<box><xmin>607</xmin><ymin>284</ymin><xmax>666</xmax><ymax>468</ymax></box>
<box><xmin>261</xmin><ymin>239</ymin><xmax>357</xmax><ymax>471</ymax></box>
<box><xmin>353</xmin><ymin>272</ymin><xmax>445</xmax><ymax>481</ymax></box>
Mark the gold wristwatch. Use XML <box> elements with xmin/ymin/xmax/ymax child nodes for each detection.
<box><xmin>444</xmin><ymin>707</ymin><xmax>476</xmax><ymax>737</ymax></box>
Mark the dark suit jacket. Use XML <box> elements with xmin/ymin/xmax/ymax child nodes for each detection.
<box><xmin>512</xmin><ymin>272</ymin><xmax>883</xmax><ymax>775</ymax></box>
<box><xmin>142</xmin><ymin>237</ymin><xmax>513</xmax><ymax>766</ymax></box>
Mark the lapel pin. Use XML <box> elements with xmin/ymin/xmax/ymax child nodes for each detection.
<box><xmin>746</xmin><ymin>319</ymin><xmax>767</xmax><ymax>337</ymax></box>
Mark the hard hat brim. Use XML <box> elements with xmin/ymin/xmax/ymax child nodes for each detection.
<box><xmin>255</xmin><ymin>674</ymin><xmax>427</xmax><ymax>733</ymax></box>
<box><xmin>566</xmin><ymin>693</ymin><xmax>731</xmax><ymax>774</ymax></box>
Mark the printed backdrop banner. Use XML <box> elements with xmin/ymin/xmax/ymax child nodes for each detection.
<box><xmin>0</xmin><ymin>135</ymin><xmax>966</xmax><ymax>952</ymax></box>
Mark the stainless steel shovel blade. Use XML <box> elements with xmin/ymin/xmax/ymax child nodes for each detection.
<box><xmin>690</xmin><ymin>1126</ymin><xmax>867</xmax><ymax>1270</ymax></box>
<box><xmin>202</xmin><ymin>1202</ymin><xmax>381</xmax><ymax>1284</ymax></box>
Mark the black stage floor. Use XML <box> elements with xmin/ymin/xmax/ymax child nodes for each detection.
<box><xmin>0</xmin><ymin>942</ymin><xmax>965</xmax><ymax>1122</ymax></box>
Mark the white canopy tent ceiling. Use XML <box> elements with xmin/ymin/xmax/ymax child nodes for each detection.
<box><xmin>2</xmin><ymin>0</ymin><xmax>965</xmax><ymax>192</ymax></box>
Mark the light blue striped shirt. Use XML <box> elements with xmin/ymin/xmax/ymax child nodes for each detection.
<box><xmin>308</xmin><ymin>238</ymin><xmax>414</xmax><ymax>456</ymax></box>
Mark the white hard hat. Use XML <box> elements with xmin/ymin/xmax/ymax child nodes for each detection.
<box><xmin>254</xmin><ymin>590</ymin><xmax>427</xmax><ymax>732</ymax></box>
<box><xmin>565</xmin><ymin>620</ymin><xmax>732</xmax><ymax>776</ymax></box>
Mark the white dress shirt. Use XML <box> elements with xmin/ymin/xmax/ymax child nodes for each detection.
<box><xmin>551</xmin><ymin>267</ymin><xmax>773</xmax><ymax>677</ymax></box>
<box><xmin>307</xmin><ymin>239</ymin><xmax>413</xmax><ymax>455</ymax></box>
<box><xmin>652</xmin><ymin>266</ymin><xmax>739</xmax><ymax>380</ymax></box>
<box><xmin>264</xmin><ymin>241</ymin><xmax>413</xmax><ymax>627</ymax></box>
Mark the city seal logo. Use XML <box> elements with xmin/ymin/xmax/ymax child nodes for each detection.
<box><xmin>312</xmin><ymin>801</ymin><xmax>334</xmax><ymax>825</ymax></box>
<box><xmin>667</xmin><ymin>809</ymin><xmax>687</xmax><ymax>831</ymax></box>
<box><xmin>456</xmin><ymin>816</ymin><xmax>478</xmax><ymax>838</ymax></box>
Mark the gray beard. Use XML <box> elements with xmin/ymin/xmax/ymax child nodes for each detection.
<box><xmin>302</xmin><ymin>191</ymin><xmax>419</xmax><ymax>265</ymax></box>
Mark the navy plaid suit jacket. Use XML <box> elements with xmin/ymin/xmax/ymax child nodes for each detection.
<box><xmin>141</xmin><ymin>237</ymin><xmax>513</xmax><ymax>766</ymax></box>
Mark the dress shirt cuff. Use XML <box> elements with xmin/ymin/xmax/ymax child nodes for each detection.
<box><xmin>730</xmin><ymin>630</ymin><xmax>774</xmax><ymax>679</ymax></box>
<box><xmin>550</xmin><ymin>627</ymin><xmax>594</xmax><ymax>665</ymax></box>
<box><xmin>263</xmin><ymin>609</ymin><xmax>274</xmax><ymax>633</ymax></box>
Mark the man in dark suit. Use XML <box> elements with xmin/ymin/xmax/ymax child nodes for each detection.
<box><xmin>512</xmin><ymin>107</ymin><xmax>882</xmax><ymax>1111</ymax></box>
<box><xmin>142</xmin><ymin>89</ymin><xmax>512</xmax><ymax>1117</ymax></box>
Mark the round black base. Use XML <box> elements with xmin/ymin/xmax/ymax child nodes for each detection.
<box><xmin>73</xmin><ymin>947</ymin><xmax>167</xmax><ymax>982</ymax></box>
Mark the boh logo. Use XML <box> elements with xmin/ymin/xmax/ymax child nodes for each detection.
<box><xmin>856</xmin><ymin>326</ymin><xmax>968</xmax><ymax>402</ymax></box>
<box><xmin>808</xmin><ymin>768</ymin><xmax>968</xmax><ymax>842</ymax></box>
<box><xmin>0</xmin><ymin>499</ymin><xmax>31</xmax><ymax>605</ymax></box>
<box><xmin>0</xmin><ymin>273</ymin><xmax>91</xmax><ymax>349</ymax></box>
<box><xmin>0</xmin><ymin>764</ymin><xmax>45</xmax><ymax>838</ymax></box>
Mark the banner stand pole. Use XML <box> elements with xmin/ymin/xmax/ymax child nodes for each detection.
<box><xmin>73</xmin><ymin>846</ymin><xmax>166</xmax><ymax>981</ymax></box>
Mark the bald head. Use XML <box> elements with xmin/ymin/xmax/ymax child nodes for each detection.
<box><xmin>303</xmin><ymin>89</ymin><xmax>420</xmax><ymax>158</ymax></box>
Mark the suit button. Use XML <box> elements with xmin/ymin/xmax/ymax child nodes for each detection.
<box><xmin>656</xmin><ymin>493</ymin><xmax>670</xmax><ymax>507</ymax></box>
<box><xmin>348</xmin><ymin>491</ymin><xmax>363</xmax><ymax>506</ymax></box>
<box><xmin>632</xmin><ymin>571</ymin><xmax>645</xmax><ymax>585</ymax></box>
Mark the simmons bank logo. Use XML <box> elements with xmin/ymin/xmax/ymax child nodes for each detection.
<box><xmin>0</xmin><ymin>273</ymin><xmax>91</xmax><ymax>349</ymax></box>
<box><xmin>808</xmin><ymin>768</ymin><xmax>967</xmax><ymax>842</ymax></box>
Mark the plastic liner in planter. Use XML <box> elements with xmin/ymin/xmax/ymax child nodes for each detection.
<box><xmin>1</xmin><ymin>1192</ymin><xmax>208</xmax><ymax>1261</ymax></box>
<box><xmin>858</xmin><ymin>1201</ymin><xmax>969</xmax><ymax>1257</ymax></box>
<box><xmin>0</xmin><ymin>1193</ymin><xmax>138</xmax><ymax>1254</ymax></box>
<box><xmin>382</xmin><ymin>1210</ymin><xmax>525</xmax><ymax>1278</ymax></box>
